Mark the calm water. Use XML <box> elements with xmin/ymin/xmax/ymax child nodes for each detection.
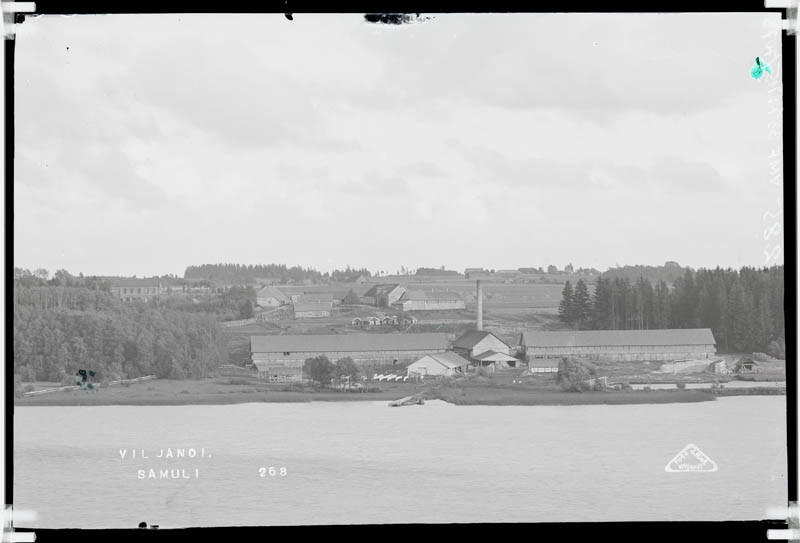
<box><xmin>14</xmin><ymin>397</ymin><xmax>788</xmax><ymax>527</ymax></box>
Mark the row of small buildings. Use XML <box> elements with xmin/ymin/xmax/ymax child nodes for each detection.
<box><xmin>249</xmin><ymin>328</ymin><xmax>718</xmax><ymax>381</ymax></box>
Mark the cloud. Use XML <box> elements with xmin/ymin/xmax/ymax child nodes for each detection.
<box><xmin>451</xmin><ymin>139</ymin><xmax>726</xmax><ymax>194</ymax></box>
<box><xmin>397</xmin><ymin>161</ymin><xmax>448</xmax><ymax>178</ymax></box>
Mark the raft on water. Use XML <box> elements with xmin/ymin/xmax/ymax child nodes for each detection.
<box><xmin>389</xmin><ymin>394</ymin><xmax>425</xmax><ymax>407</ymax></box>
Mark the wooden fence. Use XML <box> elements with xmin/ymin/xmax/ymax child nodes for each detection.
<box><xmin>23</xmin><ymin>375</ymin><xmax>156</xmax><ymax>396</ymax></box>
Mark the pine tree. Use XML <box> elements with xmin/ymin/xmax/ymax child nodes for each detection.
<box><xmin>591</xmin><ymin>277</ymin><xmax>613</xmax><ymax>329</ymax></box>
<box><xmin>558</xmin><ymin>281</ymin><xmax>574</xmax><ymax>324</ymax></box>
<box><xmin>572</xmin><ymin>279</ymin><xmax>592</xmax><ymax>328</ymax></box>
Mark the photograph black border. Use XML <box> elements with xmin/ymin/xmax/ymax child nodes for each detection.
<box><xmin>4</xmin><ymin>2</ymin><xmax>796</xmax><ymax>541</ymax></box>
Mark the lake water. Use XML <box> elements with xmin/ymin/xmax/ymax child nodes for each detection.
<box><xmin>14</xmin><ymin>397</ymin><xmax>788</xmax><ymax>528</ymax></box>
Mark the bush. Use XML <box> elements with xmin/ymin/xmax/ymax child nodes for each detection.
<box><xmin>23</xmin><ymin>384</ymin><xmax>35</xmax><ymax>393</ymax></box>
<box><xmin>556</xmin><ymin>357</ymin><xmax>594</xmax><ymax>392</ymax></box>
<box><xmin>676</xmin><ymin>382</ymin><xmax>686</xmax><ymax>389</ymax></box>
<box><xmin>765</xmin><ymin>340</ymin><xmax>786</xmax><ymax>360</ymax></box>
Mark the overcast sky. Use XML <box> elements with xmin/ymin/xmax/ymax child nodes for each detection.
<box><xmin>14</xmin><ymin>13</ymin><xmax>784</xmax><ymax>277</ymax></box>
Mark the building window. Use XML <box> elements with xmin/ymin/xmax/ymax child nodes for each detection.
<box><xmin>283</xmin><ymin>352</ymin><xmax>290</xmax><ymax>356</ymax></box>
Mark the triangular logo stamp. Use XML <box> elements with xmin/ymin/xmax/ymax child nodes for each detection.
<box><xmin>665</xmin><ymin>443</ymin><xmax>718</xmax><ymax>472</ymax></box>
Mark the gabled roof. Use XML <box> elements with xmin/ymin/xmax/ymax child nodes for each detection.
<box><xmin>256</xmin><ymin>286</ymin><xmax>289</xmax><ymax>302</ymax></box>
<box><xmin>473</xmin><ymin>350</ymin><xmax>518</xmax><ymax>362</ymax></box>
<box><xmin>363</xmin><ymin>284</ymin><xmax>402</xmax><ymax>297</ymax></box>
<box><xmin>293</xmin><ymin>301</ymin><xmax>333</xmax><ymax>312</ymax></box>
<box><xmin>251</xmin><ymin>332</ymin><xmax>449</xmax><ymax>353</ymax></box>
<box><xmin>453</xmin><ymin>330</ymin><xmax>508</xmax><ymax>350</ymax></box>
<box><xmin>413</xmin><ymin>351</ymin><xmax>470</xmax><ymax>369</ymax></box>
<box><xmin>520</xmin><ymin>328</ymin><xmax>716</xmax><ymax>348</ymax></box>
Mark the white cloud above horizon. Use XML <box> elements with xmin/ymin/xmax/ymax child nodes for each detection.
<box><xmin>13</xmin><ymin>12</ymin><xmax>785</xmax><ymax>277</ymax></box>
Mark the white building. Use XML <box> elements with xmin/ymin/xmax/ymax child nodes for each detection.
<box><xmin>407</xmin><ymin>352</ymin><xmax>470</xmax><ymax>377</ymax></box>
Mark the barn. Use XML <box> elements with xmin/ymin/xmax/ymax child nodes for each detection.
<box><xmin>293</xmin><ymin>301</ymin><xmax>332</xmax><ymax>319</ymax></box>
<box><xmin>392</xmin><ymin>290</ymin><xmax>466</xmax><ymax>311</ymax></box>
<box><xmin>519</xmin><ymin>328</ymin><xmax>717</xmax><ymax>362</ymax></box>
<box><xmin>407</xmin><ymin>352</ymin><xmax>470</xmax><ymax>377</ymax></box>
<box><xmin>250</xmin><ymin>332</ymin><xmax>450</xmax><ymax>381</ymax></box>
<box><xmin>452</xmin><ymin>330</ymin><xmax>518</xmax><ymax>368</ymax></box>
<box><xmin>362</xmin><ymin>284</ymin><xmax>406</xmax><ymax>307</ymax></box>
<box><xmin>256</xmin><ymin>286</ymin><xmax>289</xmax><ymax>308</ymax></box>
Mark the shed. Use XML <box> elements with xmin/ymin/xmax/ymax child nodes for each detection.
<box><xmin>472</xmin><ymin>350</ymin><xmax>520</xmax><ymax>369</ymax></box>
<box><xmin>407</xmin><ymin>352</ymin><xmax>470</xmax><ymax>377</ymax></box>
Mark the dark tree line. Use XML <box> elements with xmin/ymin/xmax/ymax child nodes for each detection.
<box><xmin>558</xmin><ymin>266</ymin><xmax>785</xmax><ymax>357</ymax></box>
<box><xmin>602</xmin><ymin>262</ymin><xmax>687</xmax><ymax>285</ymax></box>
<box><xmin>13</xmin><ymin>284</ymin><xmax>228</xmax><ymax>384</ymax></box>
<box><xmin>184</xmin><ymin>263</ymin><xmax>372</xmax><ymax>284</ymax></box>
<box><xmin>415</xmin><ymin>267</ymin><xmax>460</xmax><ymax>276</ymax></box>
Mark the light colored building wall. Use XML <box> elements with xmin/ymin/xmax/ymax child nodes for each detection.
<box><xmin>294</xmin><ymin>310</ymin><xmax>331</xmax><ymax>319</ymax></box>
<box><xmin>525</xmin><ymin>344</ymin><xmax>715</xmax><ymax>362</ymax></box>
<box><xmin>407</xmin><ymin>356</ymin><xmax>457</xmax><ymax>376</ymax></box>
<box><xmin>470</xmin><ymin>335</ymin><xmax>511</xmax><ymax>357</ymax></box>
<box><xmin>396</xmin><ymin>300</ymin><xmax>466</xmax><ymax>311</ymax></box>
<box><xmin>252</xmin><ymin>348</ymin><xmax>447</xmax><ymax>367</ymax></box>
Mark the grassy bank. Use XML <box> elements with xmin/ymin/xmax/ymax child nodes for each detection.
<box><xmin>12</xmin><ymin>376</ymin><xmax>745</xmax><ymax>407</ymax></box>
<box><xmin>14</xmin><ymin>378</ymin><xmax>424</xmax><ymax>406</ymax></box>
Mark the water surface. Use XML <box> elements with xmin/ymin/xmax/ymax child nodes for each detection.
<box><xmin>14</xmin><ymin>397</ymin><xmax>788</xmax><ymax>527</ymax></box>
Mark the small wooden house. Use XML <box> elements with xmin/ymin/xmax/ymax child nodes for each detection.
<box><xmin>735</xmin><ymin>357</ymin><xmax>759</xmax><ymax>373</ymax></box>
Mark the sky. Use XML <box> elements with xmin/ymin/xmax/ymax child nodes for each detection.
<box><xmin>13</xmin><ymin>13</ymin><xmax>785</xmax><ymax>277</ymax></box>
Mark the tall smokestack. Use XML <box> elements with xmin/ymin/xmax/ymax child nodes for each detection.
<box><xmin>476</xmin><ymin>280</ymin><xmax>483</xmax><ymax>331</ymax></box>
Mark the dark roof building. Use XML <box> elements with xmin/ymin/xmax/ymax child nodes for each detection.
<box><xmin>250</xmin><ymin>333</ymin><xmax>450</xmax><ymax>380</ymax></box>
<box><xmin>520</xmin><ymin>328</ymin><xmax>717</xmax><ymax>362</ymax></box>
<box><xmin>452</xmin><ymin>330</ymin><xmax>517</xmax><ymax>368</ymax></box>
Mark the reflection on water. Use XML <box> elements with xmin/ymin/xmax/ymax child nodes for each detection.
<box><xmin>14</xmin><ymin>397</ymin><xmax>787</xmax><ymax>528</ymax></box>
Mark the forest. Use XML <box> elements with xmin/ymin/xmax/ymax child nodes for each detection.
<box><xmin>558</xmin><ymin>266</ymin><xmax>785</xmax><ymax>357</ymax></box>
<box><xmin>13</xmin><ymin>282</ymin><xmax>229</xmax><ymax>386</ymax></box>
<box><xmin>183</xmin><ymin>263</ymin><xmax>372</xmax><ymax>284</ymax></box>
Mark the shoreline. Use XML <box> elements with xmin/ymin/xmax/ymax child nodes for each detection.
<box><xmin>14</xmin><ymin>378</ymin><xmax>784</xmax><ymax>407</ymax></box>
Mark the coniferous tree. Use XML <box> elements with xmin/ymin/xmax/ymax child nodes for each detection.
<box><xmin>572</xmin><ymin>279</ymin><xmax>592</xmax><ymax>329</ymax></box>
<box><xmin>558</xmin><ymin>281</ymin><xmax>574</xmax><ymax>324</ymax></box>
<box><xmin>591</xmin><ymin>277</ymin><xmax>613</xmax><ymax>329</ymax></box>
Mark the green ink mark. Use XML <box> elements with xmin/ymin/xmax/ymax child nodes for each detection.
<box><xmin>751</xmin><ymin>57</ymin><xmax>772</xmax><ymax>79</ymax></box>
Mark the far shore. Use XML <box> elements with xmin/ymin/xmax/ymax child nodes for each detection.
<box><xmin>14</xmin><ymin>377</ymin><xmax>784</xmax><ymax>407</ymax></box>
